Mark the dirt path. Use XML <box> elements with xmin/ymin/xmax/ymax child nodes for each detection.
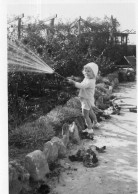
<box><xmin>52</xmin><ymin>82</ymin><xmax>137</xmax><ymax>194</ymax></box>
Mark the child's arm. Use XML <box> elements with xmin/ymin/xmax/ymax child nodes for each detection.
<box><xmin>68</xmin><ymin>79</ymin><xmax>76</xmax><ymax>86</ymax></box>
<box><xmin>68</xmin><ymin>79</ymin><xmax>91</xmax><ymax>89</ymax></box>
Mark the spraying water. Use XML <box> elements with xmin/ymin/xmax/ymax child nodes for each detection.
<box><xmin>8</xmin><ymin>40</ymin><xmax>55</xmax><ymax>74</ymax></box>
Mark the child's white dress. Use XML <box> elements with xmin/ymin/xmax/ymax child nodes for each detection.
<box><xmin>74</xmin><ymin>78</ymin><xmax>96</xmax><ymax>110</ymax></box>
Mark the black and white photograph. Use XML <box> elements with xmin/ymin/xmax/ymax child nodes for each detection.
<box><xmin>0</xmin><ymin>0</ymin><xmax>137</xmax><ymax>193</ymax></box>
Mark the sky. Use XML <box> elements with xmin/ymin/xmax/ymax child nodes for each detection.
<box><xmin>7</xmin><ymin>0</ymin><xmax>137</xmax><ymax>44</ymax></box>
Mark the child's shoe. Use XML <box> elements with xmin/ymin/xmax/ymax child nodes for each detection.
<box><xmin>82</xmin><ymin>128</ymin><xmax>94</xmax><ymax>134</ymax></box>
<box><xmin>87</xmin><ymin>128</ymin><xmax>94</xmax><ymax>134</ymax></box>
<box><xmin>93</xmin><ymin>122</ymin><xmax>101</xmax><ymax>128</ymax></box>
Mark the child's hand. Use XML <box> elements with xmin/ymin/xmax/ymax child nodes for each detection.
<box><xmin>68</xmin><ymin>78</ymin><xmax>75</xmax><ymax>84</ymax></box>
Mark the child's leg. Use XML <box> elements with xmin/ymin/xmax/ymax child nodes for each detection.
<box><xmin>82</xmin><ymin>109</ymin><xmax>93</xmax><ymax>129</ymax></box>
<box><xmin>89</xmin><ymin>107</ymin><xmax>97</xmax><ymax>124</ymax></box>
<box><xmin>90</xmin><ymin>107</ymin><xmax>101</xmax><ymax>128</ymax></box>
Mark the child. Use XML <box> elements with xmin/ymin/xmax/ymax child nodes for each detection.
<box><xmin>68</xmin><ymin>62</ymin><xmax>100</xmax><ymax>135</ymax></box>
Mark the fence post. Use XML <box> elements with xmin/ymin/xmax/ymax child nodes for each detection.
<box><xmin>18</xmin><ymin>18</ymin><xmax>21</xmax><ymax>40</ymax></box>
<box><xmin>45</xmin><ymin>14</ymin><xmax>57</xmax><ymax>41</ymax></box>
<box><xmin>78</xmin><ymin>16</ymin><xmax>81</xmax><ymax>35</ymax></box>
<box><xmin>17</xmin><ymin>14</ymin><xmax>24</xmax><ymax>40</ymax></box>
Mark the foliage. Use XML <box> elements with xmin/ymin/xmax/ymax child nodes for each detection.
<box><xmin>8</xmin><ymin>70</ymin><xmax>76</xmax><ymax>130</ymax></box>
<box><xmin>66</xmin><ymin>97</ymin><xmax>81</xmax><ymax>110</ymax></box>
<box><xmin>106</xmin><ymin>72</ymin><xmax>119</xmax><ymax>82</ymax></box>
<box><xmin>118</xmin><ymin>69</ymin><xmax>135</xmax><ymax>82</ymax></box>
<box><xmin>45</xmin><ymin>105</ymin><xmax>82</xmax><ymax>130</ymax></box>
<box><xmin>9</xmin><ymin>118</ymin><xmax>55</xmax><ymax>149</ymax></box>
<box><xmin>8</xmin><ymin>15</ymin><xmax>136</xmax><ymax>129</ymax></box>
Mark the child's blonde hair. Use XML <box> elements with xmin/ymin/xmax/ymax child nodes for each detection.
<box><xmin>82</xmin><ymin>66</ymin><xmax>95</xmax><ymax>78</ymax></box>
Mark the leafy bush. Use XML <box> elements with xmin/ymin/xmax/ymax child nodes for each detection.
<box><xmin>96</xmin><ymin>75</ymin><xmax>111</xmax><ymax>85</ymax></box>
<box><xmin>43</xmin><ymin>105</ymin><xmax>82</xmax><ymax>133</ymax></box>
<box><xmin>94</xmin><ymin>88</ymin><xmax>104</xmax><ymax>101</ymax></box>
<box><xmin>106</xmin><ymin>72</ymin><xmax>119</xmax><ymax>88</ymax></box>
<box><xmin>107</xmin><ymin>72</ymin><xmax>119</xmax><ymax>81</ymax></box>
<box><xmin>96</xmin><ymin>83</ymin><xmax>109</xmax><ymax>93</ymax></box>
<box><xmin>9</xmin><ymin>119</ymin><xmax>55</xmax><ymax>149</ymax></box>
<box><xmin>66</xmin><ymin>97</ymin><xmax>81</xmax><ymax>110</ymax></box>
<box><xmin>8</xmin><ymin>70</ymin><xmax>76</xmax><ymax>129</ymax></box>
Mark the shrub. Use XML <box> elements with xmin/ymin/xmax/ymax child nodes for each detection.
<box><xmin>44</xmin><ymin>105</ymin><xmax>82</xmax><ymax>133</ymax></box>
<box><xmin>96</xmin><ymin>83</ymin><xmax>109</xmax><ymax>93</ymax></box>
<box><xmin>66</xmin><ymin>97</ymin><xmax>81</xmax><ymax>110</ymax></box>
<box><xmin>9</xmin><ymin>119</ymin><xmax>55</xmax><ymax>149</ymax></box>
<box><xmin>96</xmin><ymin>75</ymin><xmax>111</xmax><ymax>85</ymax></box>
<box><xmin>106</xmin><ymin>72</ymin><xmax>119</xmax><ymax>82</ymax></box>
<box><xmin>94</xmin><ymin>88</ymin><xmax>104</xmax><ymax>101</ymax></box>
<box><xmin>96</xmin><ymin>75</ymin><xmax>104</xmax><ymax>84</ymax></box>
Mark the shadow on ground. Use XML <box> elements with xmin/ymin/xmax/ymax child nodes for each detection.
<box><xmin>53</xmin><ymin>82</ymin><xmax>137</xmax><ymax>194</ymax></box>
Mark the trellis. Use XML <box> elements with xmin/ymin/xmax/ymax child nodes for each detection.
<box><xmin>69</xmin><ymin>16</ymin><xmax>136</xmax><ymax>45</ymax></box>
<box><xmin>7</xmin><ymin>14</ymin><xmax>136</xmax><ymax>46</ymax></box>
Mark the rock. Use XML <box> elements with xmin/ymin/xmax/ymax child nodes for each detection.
<box><xmin>43</xmin><ymin>141</ymin><xmax>58</xmax><ymax>164</ymax></box>
<box><xmin>96</xmin><ymin>95</ymin><xmax>103</xmax><ymax>105</ymax></box>
<box><xmin>114</xmin><ymin>78</ymin><xmax>119</xmax><ymax>86</ymax></box>
<box><xmin>62</xmin><ymin>134</ymin><xmax>69</xmax><ymax>148</ymax></box>
<box><xmin>9</xmin><ymin>160</ymin><xmax>29</xmax><ymax>194</ymax></box>
<box><xmin>43</xmin><ymin>141</ymin><xmax>53</xmax><ymax>160</ymax></box>
<box><xmin>96</xmin><ymin>96</ymin><xmax>109</xmax><ymax>110</ymax></box>
<box><xmin>74</xmin><ymin>116</ymin><xmax>85</xmax><ymax>132</ymax></box>
<box><xmin>51</xmin><ymin>137</ymin><xmax>67</xmax><ymax>159</ymax></box>
<box><xmin>109</xmin><ymin>86</ymin><xmax>113</xmax><ymax>93</ymax></box>
<box><xmin>96</xmin><ymin>83</ymin><xmax>109</xmax><ymax>93</ymax></box>
<box><xmin>9</xmin><ymin>163</ymin><xmax>22</xmax><ymax>194</ymax></box>
<box><xmin>111</xmin><ymin>78</ymin><xmax>119</xmax><ymax>88</ymax></box>
<box><xmin>103</xmin><ymin>95</ymin><xmax>111</xmax><ymax>102</ymax></box>
<box><xmin>25</xmin><ymin>150</ymin><xmax>49</xmax><ymax>181</ymax></box>
<box><xmin>43</xmin><ymin>137</ymin><xmax>66</xmax><ymax>164</ymax></box>
<box><xmin>69</xmin><ymin>122</ymin><xmax>81</xmax><ymax>144</ymax></box>
<box><xmin>102</xmin><ymin>77</ymin><xmax>110</xmax><ymax>85</ymax></box>
<box><xmin>95</xmin><ymin>88</ymin><xmax>104</xmax><ymax>100</ymax></box>
<box><xmin>58</xmin><ymin>174</ymin><xmax>66</xmax><ymax>186</ymax></box>
<box><xmin>62</xmin><ymin>123</ymin><xmax>70</xmax><ymax>147</ymax></box>
<box><xmin>58</xmin><ymin>159</ymin><xmax>71</xmax><ymax>169</ymax></box>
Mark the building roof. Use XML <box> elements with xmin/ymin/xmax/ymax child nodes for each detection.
<box><xmin>124</xmin><ymin>56</ymin><xmax>136</xmax><ymax>67</ymax></box>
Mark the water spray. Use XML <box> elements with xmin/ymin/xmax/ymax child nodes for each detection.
<box><xmin>8</xmin><ymin>39</ymin><xmax>71</xmax><ymax>84</ymax></box>
<box><xmin>8</xmin><ymin>39</ymin><xmax>108</xmax><ymax>82</ymax></box>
